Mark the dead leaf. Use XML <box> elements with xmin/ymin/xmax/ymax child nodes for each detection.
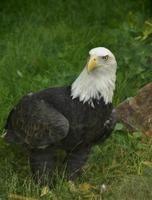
<box><xmin>145</xmin><ymin>130</ymin><xmax>152</xmax><ymax>137</ymax></box>
<box><xmin>100</xmin><ymin>184</ymin><xmax>107</xmax><ymax>193</ymax></box>
<box><xmin>68</xmin><ymin>181</ymin><xmax>77</xmax><ymax>192</ymax></box>
<box><xmin>142</xmin><ymin>161</ymin><xmax>152</xmax><ymax>167</ymax></box>
<box><xmin>79</xmin><ymin>183</ymin><xmax>93</xmax><ymax>192</ymax></box>
<box><xmin>40</xmin><ymin>186</ymin><xmax>50</xmax><ymax>197</ymax></box>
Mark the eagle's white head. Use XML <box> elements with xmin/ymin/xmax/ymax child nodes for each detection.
<box><xmin>71</xmin><ymin>47</ymin><xmax>117</xmax><ymax>107</ymax></box>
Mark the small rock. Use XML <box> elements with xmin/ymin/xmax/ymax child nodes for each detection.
<box><xmin>115</xmin><ymin>82</ymin><xmax>152</xmax><ymax>136</ymax></box>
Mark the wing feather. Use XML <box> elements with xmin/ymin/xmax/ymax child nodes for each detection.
<box><xmin>5</xmin><ymin>97</ymin><xmax>69</xmax><ymax>148</ymax></box>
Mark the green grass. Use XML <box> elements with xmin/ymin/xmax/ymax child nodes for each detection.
<box><xmin>0</xmin><ymin>0</ymin><xmax>152</xmax><ymax>199</ymax></box>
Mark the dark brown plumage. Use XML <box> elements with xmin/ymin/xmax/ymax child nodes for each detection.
<box><xmin>4</xmin><ymin>47</ymin><xmax>117</xmax><ymax>183</ymax></box>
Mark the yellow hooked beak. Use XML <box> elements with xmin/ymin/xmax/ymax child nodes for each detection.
<box><xmin>87</xmin><ymin>56</ymin><xmax>97</xmax><ymax>72</ymax></box>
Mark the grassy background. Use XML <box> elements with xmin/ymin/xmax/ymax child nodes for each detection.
<box><xmin>0</xmin><ymin>0</ymin><xmax>152</xmax><ymax>199</ymax></box>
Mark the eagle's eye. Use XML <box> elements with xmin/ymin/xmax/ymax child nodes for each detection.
<box><xmin>102</xmin><ymin>55</ymin><xmax>109</xmax><ymax>61</ymax></box>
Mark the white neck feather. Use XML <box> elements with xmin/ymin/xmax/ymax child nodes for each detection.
<box><xmin>71</xmin><ymin>66</ymin><xmax>116</xmax><ymax>106</ymax></box>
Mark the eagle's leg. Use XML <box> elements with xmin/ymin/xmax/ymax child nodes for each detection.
<box><xmin>66</xmin><ymin>146</ymin><xmax>91</xmax><ymax>180</ymax></box>
<box><xmin>29</xmin><ymin>147</ymin><xmax>56</xmax><ymax>185</ymax></box>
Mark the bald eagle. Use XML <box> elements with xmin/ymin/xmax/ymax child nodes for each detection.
<box><xmin>4</xmin><ymin>47</ymin><xmax>117</xmax><ymax>183</ymax></box>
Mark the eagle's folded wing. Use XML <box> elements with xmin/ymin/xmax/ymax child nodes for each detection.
<box><xmin>4</xmin><ymin>98</ymin><xmax>69</xmax><ymax>148</ymax></box>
